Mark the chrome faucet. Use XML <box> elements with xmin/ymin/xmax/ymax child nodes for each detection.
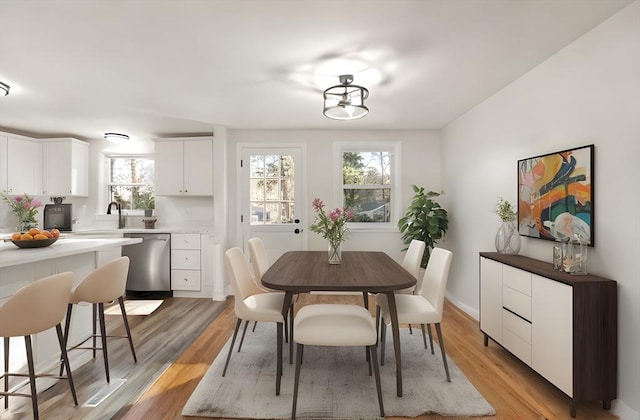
<box><xmin>107</xmin><ymin>201</ymin><xmax>125</xmax><ymax>229</ymax></box>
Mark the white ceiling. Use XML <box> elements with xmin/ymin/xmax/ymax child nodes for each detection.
<box><xmin>0</xmin><ymin>0</ymin><xmax>632</xmax><ymax>141</ymax></box>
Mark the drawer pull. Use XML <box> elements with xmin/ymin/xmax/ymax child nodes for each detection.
<box><xmin>503</xmin><ymin>306</ymin><xmax>531</xmax><ymax>323</ymax></box>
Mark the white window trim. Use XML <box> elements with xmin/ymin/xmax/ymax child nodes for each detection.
<box><xmin>104</xmin><ymin>153</ymin><xmax>155</xmax><ymax>215</ymax></box>
<box><xmin>333</xmin><ymin>141</ymin><xmax>402</xmax><ymax>232</ymax></box>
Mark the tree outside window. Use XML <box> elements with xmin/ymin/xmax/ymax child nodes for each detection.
<box><xmin>342</xmin><ymin>151</ymin><xmax>392</xmax><ymax>223</ymax></box>
<box><xmin>107</xmin><ymin>157</ymin><xmax>155</xmax><ymax>211</ymax></box>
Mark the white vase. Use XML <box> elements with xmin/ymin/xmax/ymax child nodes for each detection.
<box><xmin>495</xmin><ymin>221</ymin><xmax>521</xmax><ymax>255</ymax></box>
<box><xmin>328</xmin><ymin>242</ymin><xmax>342</xmax><ymax>264</ymax></box>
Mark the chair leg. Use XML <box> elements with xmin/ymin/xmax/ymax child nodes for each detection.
<box><xmin>222</xmin><ymin>318</ymin><xmax>242</xmax><ymax>377</ymax></box>
<box><xmin>237</xmin><ymin>320</ymin><xmax>250</xmax><ymax>352</ymax></box>
<box><xmin>24</xmin><ymin>335</ymin><xmax>39</xmax><ymax>420</ymax></box>
<box><xmin>252</xmin><ymin>321</ymin><xmax>258</xmax><ymax>332</ymax></box>
<box><xmin>427</xmin><ymin>323</ymin><xmax>435</xmax><ymax>354</ymax></box>
<box><xmin>420</xmin><ymin>324</ymin><xmax>428</xmax><ymax>349</ymax></box>
<box><xmin>408</xmin><ymin>324</ymin><xmax>413</xmax><ymax>334</ymax></box>
<box><xmin>289</xmin><ymin>303</ymin><xmax>294</xmax><ymax>364</ymax></box>
<box><xmin>118</xmin><ymin>296</ymin><xmax>137</xmax><ymax>363</ymax></box>
<box><xmin>97</xmin><ymin>302</ymin><xmax>110</xmax><ymax>383</ymax></box>
<box><xmin>292</xmin><ymin>343</ymin><xmax>304</xmax><ymax>420</ymax></box>
<box><xmin>369</xmin><ymin>345</ymin><xmax>385</xmax><ymax>418</ymax></box>
<box><xmin>4</xmin><ymin>337</ymin><xmax>9</xmax><ymax>409</ymax></box>
<box><xmin>435</xmin><ymin>323</ymin><xmax>451</xmax><ymax>382</ymax></box>
<box><xmin>380</xmin><ymin>319</ymin><xmax>386</xmax><ymax>366</ymax></box>
<box><xmin>56</xmin><ymin>324</ymin><xmax>78</xmax><ymax>405</ymax></box>
<box><xmin>60</xmin><ymin>303</ymin><xmax>73</xmax><ymax>376</ymax></box>
<box><xmin>375</xmin><ymin>306</ymin><xmax>381</xmax><ymax>344</ymax></box>
<box><xmin>284</xmin><ymin>313</ymin><xmax>289</xmax><ymax>344</ymax></box>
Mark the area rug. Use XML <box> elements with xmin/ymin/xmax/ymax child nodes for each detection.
<box><xmin>104</xmin><ymin>299</ymin><xmax>163</xmax><ymax>316</ymax></box>
<box><xmin>182</xmin><ymin>323</ymin><xmax>495</xmax><ymax>419</ymax></box>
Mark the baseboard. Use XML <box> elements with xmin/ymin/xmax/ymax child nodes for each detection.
<box><xmin>445</xmin><ymin>291</ymin><xmax>479</xmax><ymax>320</ymax></box>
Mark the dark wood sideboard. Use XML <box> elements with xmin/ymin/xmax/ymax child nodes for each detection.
<box><xmin>479</xmin><ymin>252</ymin><xmax>617</xmax><ymax>418</ymax></box>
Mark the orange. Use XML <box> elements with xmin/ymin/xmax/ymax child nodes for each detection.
<box><xmin>11</xmin><ymin>232</ymin><xmax>22</xmax><ymax>241</ymax></box>
<box><xmin>34</xmin><ymin>233</ymin><xmax>48</xmax><ymax>240</ymax></box>
<box><xmin>40</xmin><ymin>230</ymin><xmax>53</xmax><ymax>238</ymax></box>
<box><xmin>27</xmin><ymin>228</ymin><xmax>40</xmax><ymax>237</ymax></box>
<box><xmin>20</xmin><ymin>233</ymin><xmax>34</xmax><ymax>241</ymax></box>
<box><xmin>50</xmin><ymin>228</ymin><xmax>60</xmax><ymax>238</ymax></box>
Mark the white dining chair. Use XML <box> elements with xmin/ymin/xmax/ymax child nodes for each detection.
<box><xmin>376</xmin><ymin>247</ymin><xmax>453</xmax><ymax>382</ymax></box>
<box><xmin>223</xmin><ymin>247</ymin><xmax>288</xmax><ymax>395</ymax></box>
<box><xmin>291</xmin><ymin>304</ymin><xmax>384</xmax><ymax>419</ymax></box>
<box><xmin>0</xmin><ymin>272</ymin><xmax>78</xmax><ymax>420</ymax></box>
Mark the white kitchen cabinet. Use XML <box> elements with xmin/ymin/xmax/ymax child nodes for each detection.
<box><xmin>0</xmin><ymin>132</ymin><xmax>42</xmax><ymax>195</ymax></box>
<box><xmin>41</xmin><ymin>138</ymin><xmax>89</xmax><ymax>196</ymax></box>
<box><xmin>171</xmin><ymin>233</ymin><xmax>201</xmax><ymax>291</ymax></box>
<box><xmin>154</xmin><ymin>137</ymin><xmax>213</xmax><ymax>196</ymax></box>
<box><xmin>479</xmin><ymin>252</ymin><xmax>617</xmax><ymax>418</ymax></box>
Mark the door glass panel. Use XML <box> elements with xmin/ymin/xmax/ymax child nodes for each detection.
<box><xmin>250</xmin><ymin>154</ymin><xmax>295</xmax><ymax>225</ymax></box>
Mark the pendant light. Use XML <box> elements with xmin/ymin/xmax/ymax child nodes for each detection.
<box><xmin>323</xmin><ymin>75</ymin><xmax>369</xmax><ymax>120</ymax></box>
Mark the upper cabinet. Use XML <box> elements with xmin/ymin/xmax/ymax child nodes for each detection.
<box><xmin>0</xmin><ymin>132</ymin><xmax>42</xmax><ymax>196</ymax></box>
<box><xmin>41</xmin><ymin>138</ymin><xmax>89</xmax><ymax>197</ymax></box>
<box><xmin>154</xmin><ymin>137</ymin><xmax>213</xmax><ymax>196</ymax></box>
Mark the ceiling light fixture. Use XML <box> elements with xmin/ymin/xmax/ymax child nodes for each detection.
<box><xmin>0</xmin><ymin>81</ymin><xmax>10</xmax><ymax>96</ymax></box>
<box><xmin>104</xmin><ymin>132</ymin><xmax>129</xmax><ymax>143</ymax></box>
<box><xmin>323</xmin><ymin>74</ymin><xmax>369</xmax><ymax>121</ymax></box>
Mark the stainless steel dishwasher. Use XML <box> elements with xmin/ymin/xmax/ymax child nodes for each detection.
<box><xmin>122</xmin><ymin>233</ymin><xmax>172</xmax><ymax>298</ymax></box>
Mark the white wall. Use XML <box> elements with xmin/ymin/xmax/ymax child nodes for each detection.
<box><xmin>226</xmin><ymin>129</ymin><xmax>441</xmax><ymax>262</ymax></box>
<box><xmin>440</xmin><ymin>2</ymin><xmax>640</xmax><ymax>417</ymax></box>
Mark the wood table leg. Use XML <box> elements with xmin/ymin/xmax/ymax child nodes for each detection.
<box><xmin>276</xmin><ymin>292</ymin><xmax>294</xmax><ymax>395</ymax></box>
<box><xmin>385</xmin><ymin>291</ymin><xmax>403</xmax><ymax>397</ymax></box>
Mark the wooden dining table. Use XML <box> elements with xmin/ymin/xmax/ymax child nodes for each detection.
<box><xmin>261</xmin><ymin>250</ymin><xmax>416</xmax><ymax>397</ymax></box>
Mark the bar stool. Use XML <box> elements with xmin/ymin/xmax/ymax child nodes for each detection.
<box><xmin>0</xmin><ymin>272</ymin><xmax>78</xmax><ymax>420</ymax></box>
<box><xmin>61</xmin><ymin>256</ymin><xmax>137</xmax><ymax>383</ymax></box>
<box><xmin>292</xmin><ymin>304</ymin><xmax>384</xmax><ymax>419</ymax></box>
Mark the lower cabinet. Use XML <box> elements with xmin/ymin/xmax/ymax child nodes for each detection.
<box><xmin>171</xmin><ymin>234</ymin><xmax>201</xmax><ymax>291</ymax></box>
<box><xmin>479</xmin><ymin>252</ymin><xmax>617</xmax><ymax>418</ymax></box>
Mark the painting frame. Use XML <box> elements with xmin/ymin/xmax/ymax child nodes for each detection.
<box><xmin>517</xmin><ymin>144</ymin><xmax>594</xmax><ymax>246</ymax></box>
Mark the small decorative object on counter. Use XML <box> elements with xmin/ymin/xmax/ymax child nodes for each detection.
<box><xmin>552</xmin><ymin>241</ymin><xmax>563</xmax><ymax>270</ymax></box>
<box><xmin>494</xmin><ymin>197</ymin><xmax>521</xmax><ymax>255</ymax></box>
<box><xmin>570</xmin><ymin>233</ymin><xmax>588</xmax><ymax>275</ymax></box>
<box><xmin>309</xmin><ymin>198</ymin><xmax>353</xmax><ymax>264</ymax></box>
<box><xmin>142</xmin><ymin>218</ymin><xmax>157</xmax><ymax>229</ymax></box>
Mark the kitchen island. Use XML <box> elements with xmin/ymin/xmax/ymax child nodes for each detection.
<box><xmin>0</xmin><ymin>236</ymin><xmax>142</xmax><ymax>384</ymax></box>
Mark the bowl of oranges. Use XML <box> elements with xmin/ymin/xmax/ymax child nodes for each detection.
<box><xmin>10</xmin><ymin>228</ymin><xmax>61</xmax><ymax>248</ymax></box>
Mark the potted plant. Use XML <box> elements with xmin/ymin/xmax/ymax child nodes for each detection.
<box><xmin>398</xmin><ymin>185</ymin><xmax>448</xmax><ymax>268</ymax></box>
<box><xmin>137</xmin><ymin>190</ymin><xmax>155</xmax><ymax>217</ymax></box>
<box><xmin>494</xmin><ymin>197</ymin><xmax>520</xmax><ymax>254</ymax></box>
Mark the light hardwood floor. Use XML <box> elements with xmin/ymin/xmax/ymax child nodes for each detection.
<box><xmin>2</xmin><ymin>295</ymin><xmax>617</xmax><ymax>419</ymax></box>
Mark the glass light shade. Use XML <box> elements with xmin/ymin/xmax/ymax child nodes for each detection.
<box><xmin>104</xmin><ymin>132</ymin><xmax>129</xmax><ymax>144</ymax></box>
<box><xmin>323</xmin><ymin>76</ymin><xmax>369</xmax><ymax>120</ymax></box>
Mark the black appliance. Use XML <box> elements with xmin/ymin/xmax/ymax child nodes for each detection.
<box><xmin>43</xmin><ymin>202</ymin><xmax>73</xmax><ymax>231</ymax></box>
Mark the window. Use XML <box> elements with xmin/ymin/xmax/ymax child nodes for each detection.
<box><xmin>249</xmin><ymin>154</ymin><xmax>295</xmax><ymax>224</ymax></box>
<box><xmin>341</xmin><ymin>148</ymin><xmax>395</xmax><ymax>224</ymax></box>
<box><xmin>107</xmin><ymin>156</ymin><xmax>155</xmax><ymax>211</ymax></box>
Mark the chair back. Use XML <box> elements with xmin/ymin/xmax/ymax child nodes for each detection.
<box><xmin>417</xmin><ymin>247</ymin><xmax>453</xmax><ymax>320</ymax></box>
<box><xmin>402</xmin><ymin>239</ymin><xmax>426</xmax><ymax>279</ymax></box>
<box><xmin>71</xmin><ymin>256</ymin><xmax>130</xmax><ymax>304</ymax></box>
<box><xmin>0</xmin><ymin>272</ymin><xmax>74</xmax><ymax>337</ymax></box>
<box><xmin>248</xmin><ymin>237</ymin><xmax>270</xmax><ymax>281</ymax></box>
<box><xmin>225</xmin><ymin>247</ymin><xmax>267</xmax><ymax>318</ymax></box>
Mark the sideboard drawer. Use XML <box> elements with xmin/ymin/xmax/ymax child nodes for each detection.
<box><xmin>503</xmin><ymin>327</ymin><xmax>532</xmax><ymax>366</ymax></box>
<box><xmin>503</xmin><ymin>265</ymin><xmax>531</xmax><ymax>296</ymax></box>
<box><xmin>503</xmin><ymin>285</ymin><xmax>532</xmax><ymax>321</ymax></box>
<box><xmin>503</xmin><ymin>309</ymin><xmax>531</xmax><ymax>343</ymax></box>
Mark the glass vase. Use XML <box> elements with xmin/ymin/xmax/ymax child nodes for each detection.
<box><xmin>328</xmin><ymin>241</ymin><xmax>342</xmax><ymax>264</ymax></box>
<box><xmin>16</xmin><ymin>222</ymin><xmax>36</xmax><ymax>233</ymax></box>
<box><xmin>495</xmin><ymin>221</ymin><xmax>521</xmax><ymax>255</ymax></box>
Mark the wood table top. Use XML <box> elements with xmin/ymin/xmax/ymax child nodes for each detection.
<box><xmin>261</xmin><ymin>251</ymin><xmax>416</xmax><ymax>293</ymax></box>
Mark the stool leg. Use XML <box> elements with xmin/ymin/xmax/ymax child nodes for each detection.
<box><xmin>222</xmin><ymin>318</ymin><xmax>242</xmax><ymax>377</ymax></box>
<box><xmin>369</xmin><ymin>345</ymin><xmax>385</xmax><ymax>417</ymax></box>
<box><xmin>24</xmin><ymin>335</ymin><xmax>39</xmax><ymax>420</ymax></box>
<box><xmin>427</xmin><ymin>323</ymin><xmax>434</xmax><ymax>354</ymax></box>
<box><xmin>292</xmin><ymin>343</ymin><xmax>304</xmax><ymax>420</ymax></box>
<box><xmin>97</xmin><ymin>302</ymin><xmax>110</xmax><ymax>382</ymax></box>
<box><xmin>4</xmin><ymin>337</ymin><xmax>9</xmax><ymax>409</ymax></box>
<box><xmin>60</xmin><ymin>303</ymin><xmax>73</xmax><ymax>376</ymax></box>
<box><xmin>252</xmin><ymin>321</ymin><xmax>258</xmax><ymax>332</ymax></box>
<box><xmin>56</xmin><ymin>324</ymin><xmax>78</xmax><ymax>405</ymax></box>
<box><xmin>237</xmin><ymin>320</ymin><xmax>250</xmax><ymax>352</ymax></box>
<box><xmin>118</xmin><ymin>297</ymin><xmax>137</xmax><ymax>363</ymax></box>
<box><xmin>92</xmin><ymin>303</ymin><xmax>98</xmax><ymax>359</ymax></box>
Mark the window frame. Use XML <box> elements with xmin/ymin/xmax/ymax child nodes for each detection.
<box><xmin>334</xmin><ymin>141</ymin><xmax>402</xmax><ymax>232</ymax></box>
<box><xmin>104</xmin><ymin>154</ymin><xmax>155</xmax><ymax>215</ymax></box>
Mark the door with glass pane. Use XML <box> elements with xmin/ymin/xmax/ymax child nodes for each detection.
<box><xmin>241</xmin><ymin>148</ymin><xmax>304</xmax><ymax>264</ymax></box>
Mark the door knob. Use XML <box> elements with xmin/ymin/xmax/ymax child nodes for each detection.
<box><xmin>294</xmin><ymin>219</ymin><xmax>300</xmax><ymax>224</ymax></box>
<box><xmin>294</xmin><ymin>228</ymin><xmax>303</xmax><ymax>234</ymax></box>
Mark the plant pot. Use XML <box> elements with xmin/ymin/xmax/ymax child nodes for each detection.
<box><xmin>144</xmin><ymin>209</ymin><xmax>153</xmax><ymax>217</ymax></box>
<box><xmin>495</xmin><ymin>221</ymin><xmax>521</xmax><ymax>255</ymax></box>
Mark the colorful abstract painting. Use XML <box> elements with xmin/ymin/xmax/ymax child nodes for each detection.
<box><xmin>517</xmin><ymin>145</ymin><xmax>594</xmax><ymax>246</ymax></box>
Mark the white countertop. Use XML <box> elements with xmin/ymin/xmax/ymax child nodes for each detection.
<box><xmin>0</xmin><ymin>237</ymin><xmax>142</xmax><ymax>268</ymax></box>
